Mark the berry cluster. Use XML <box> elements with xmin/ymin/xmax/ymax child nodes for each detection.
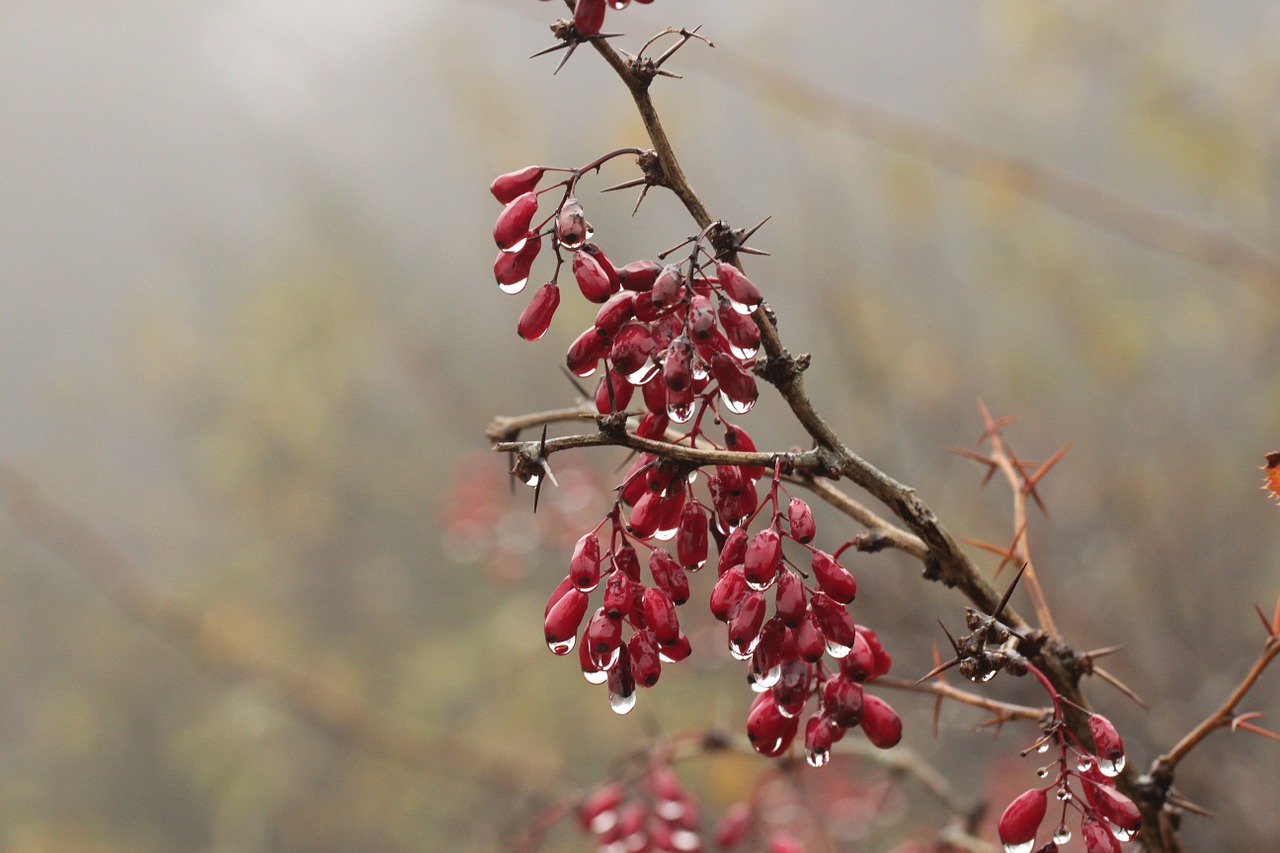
<box><xmin>493</xmin><ymin>158</ymin><xmax>899</xmax><ymax>759</ymax></box>
<box><xmin>996</xmin><ymin>705</ymin><xmax>1137</xmax><ymax>853</ymax></box>
<box><xmin>577</xmin><ymin>760</ymin><xmax>701</xmax><ymax>853</ymax></box>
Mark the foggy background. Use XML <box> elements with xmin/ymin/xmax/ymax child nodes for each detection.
<box><xmin>1</xmin><ymin>1</ymin><xmax>1279</xmax><ymax>850</ymax></box>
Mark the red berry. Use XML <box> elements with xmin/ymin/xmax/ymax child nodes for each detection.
<box><xmin>804</xmin><ymin>713</ymin><xmax>842</xmax><ymax>767</ymax></box>
<box><xmin>569</xmin><ymin>531</ymin><xmax>602</xmax><ymax>591</ymax></box>
<box><xmin>1088</xmin><ymin>714</ymin><xmax>1126</xmax><ymax>776</ymax></box>
<box><xmin>544</xmin><ymin>585</ymin><xmax>590</xmax><ymax>655</ymax></box>
<box><xmin>585</xmin><ymin>607</ymin><xmax>623</xmax><ymax>670</ymax></box>
<box><xmin>1080</xmin><ymin>816</ymin><xmax>1121</xmax><ymax>853</ymax></box>
<box><xmin>792</xmin><ymin>609</ymin><xmax>826</xmax><ymax>662</ymax></box>
<box><xmin>649</xmin><ymin>548</ymin><xmax>690</xmax><ymax>605</ymax></box>
<box><xmin>594</xmin><ymin>291</ymin><xmax>635</xmax><ymax>339</ymax></box>
<box><xmin>811</xmin><ymin>550</ymin><xmax>857</xmax><ymax>604</ymax></box>
<box><xmin>494</xmin><ymin>234</ymin><xmax>541</xmax><ymax>293</ymax></box>
<box><xmin>628</xmin><ymin>628</ymin><xmax>662</xmax><ymax>687</ymax></box>
<box><xmin>743</xmin><ymin>528</ymin><xmax>783</xmax><ymax>589</ymax></box>
<box><xmin>746</xmin><ymin>692</ymin><xmax>800</xmax><ymax>757</ymax></box>
<box><xmin>642</xmin><ymin>586</ymin><xmax>681</xmax><ymax>646</ymax></box>
<box><xmin>573</xmin><ymin>248</ymin><xmax>615</xmax><ymax>303</ymax></box>
<box><xmin>651</xmin><ymin>264</ymin><xmax>685</xmax><ymax>311</ymax></box>
<box><xmin>602</xmin><ymin>570</ymin><xmax>634</xmax><ymax>619</ymax></box>
<box><xmin>573</xmin><ymin>0</ymin><xmax>606</xmax><ymax>36</ymax></box>
<box><xmin>787</xmin><ymin>498</ymin><xmax>815</xmax><ymax>544</ymax></box>
<box><xmin>675</xmin><ymin>501</ymin><xmax>708</xmax><ymax>569</ymax></box>
<box><xmin>710</xmin><ymin>566</ymin><xmax>749</xmax><ymax>622</ymax></box>
<box><xmin>516</xmin><ymin>282</ymin><xmax>560</xmax><ymax>341</ymax></box>
<box><xmin>858</xmin><ymin>693</ymin><xmax>902</xmax><ymax>748</ymax></box>
<box><xmin>715</xmin><ymin>261</ymin><xmax>762</xmax><ymax>312</ymax></box>
<box><xmin>578</xmin><ymin>782</ymin><xmax>625</xmax><ymax>833</ymax></box>
<box><xmin>718</xmin><ymin>296</ymin><xmax>761</xmax><ymax>356</ymax></box>
<box><xmin>662</xmin><ymin>336</ymin><xmax>694</xmax><ymax>392</ymax></box>
<box><xmin>855</xmin><ymin>625</ymin><xmax>893</xmax><ymax>679</ymax></box>
<box><xmin>998</xmin><ymin>788</ymin><xmax>1048</xmax><ymax>850</ymax></box>
<box><xmin>774</xmin><ymin>570</ymin><xmax>807</xmax><ymax>627</ymax></box>
<box><xmin>494</xmin><ymin>191</ymin><xmax>539</xmax><ymax>251</ymax></box>
<box><xmin>810</xmin><ymin>591</ymin><xmax>857</xmax><ymax>654</ymax></box>
<box><xmin>556</xmin><ymin>197</ymin><xmax>588</xmax><ymax>249</ymax></box>
<box><xmin>595</xmin><ymin>368</ymin><xmax>633</xmax><ymax>414</ymax></box>
<box><xmin>723</xmin><ymin>423</ymin><xmax>765</xmax><ymax>480</ymax></box>
<box><xmin>711</xmin><ymin>352</ymin><xmax>758</xmax><ymax>414</ymax></box>
<box><xmin>490</xmin><ymin>166</ymin><xmax>544</xmax><ymax>205</ymax></box>
<box><xmin>607</xmin><ymin>642</ymin><xmax>636</xmax><ymax>714</ymax></box>
<box><xmin>821</xmin><ymin>675</ymin><xmax>865</xmax><ymax>728</ymax></box>
<box><xmin>718</xmin><ymin>526</ymin><xmax>749</xmax><ymax>575</ymax></box>
<box><xmin>618</xmin><ymin>259</ymin><xmax>662</xmax><ymax>292</ymax></box>
<box><xmin>566</xmin><ymin>325</ymin><xmax>607</xmax><ymax>377</ymax></box>
<box><xmin>714</xmin><ymin>802</ymin><xmax>751</xmax><ymax>849</ymax></box>
<box><xmin>727</xmin><ymin>591</ymin><xmax>767</xmax><ymax>658</ymax></box>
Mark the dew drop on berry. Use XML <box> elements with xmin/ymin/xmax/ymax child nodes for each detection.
<box><xmin>670</xmin><ymin>829</ymin><xmax>700</xmax><ymax>852</ymax></box>
<box><xmin>1037</xmin><ymin>741</ymin><xmax>1052</xmax><ymax>754</ymax></box>
<box><xmin>979</xmin><ymin>669</ymin><xmax>998</xmax><ymax>682</ymax></box>
<box><xmin>627</xmin><ymin>359</ymin><xmax>659</xmax><ymax>386</ymax></box>
<box><xmin>1097</xmin><ymin>754</ymin><xmax>1125</xmax><ymax>777</ymax></box>
<box><xmin>824</xmin><ymin>638</ymin><xmax>852</xmax><ymax>659</ymax></box>
<box><xmin>730</xmin><ymin>341</ymin><xmax>758</xmax><ymax>360</ymax></box>
<box><xmin>1110</xmin><ymin>823</ymin><xmax>1134</xmax><ymax>842</ymax></box>
<box><xmin>1077</xmin><ymin>755</ymin><xmax>1093</xmax><ymax>772</ymax></box>
<box><xmin>720</xmin><ymin>391</ymin><xmax>756</xmax><ymax>415</ymax></box>
<box><xmin>608</xmin><ymin>690</ymin><xmax>636</xmax><ymax>715</ymax></box>
<box><xmin>728</xmin><ymin>297</ymin><xmax>757</xmax><ymax>315</ymax></box>
<box><xmin>757</xmin><ymin>663</ymin><xmax>782</xmax><ymax>689</ymax></box>
<box><xmin>1002</xmin><ymin>842</ymin><xmax>1035</xmax><ymax>853</ymax></box>
<box><xmin>547</xmin><ymin>635</ymin><xmax>576</xmax><ymax>655</ymax></box>
<box><xmin>498</xmin><ymin>279</ymin><xmax>527</xmax><ymax>295</ymax></box>
<box><xmin>583</xmin><ymin>669</ymin><xmax>608</xmax><ymax>685</ymax></box>
<box><xmin>667</xmin><ymin>400</ymin><xmax>695</xmax><ymax>424</ymax></box>
<box><xmin>1054</xmin><ymin>826</ymin><xmax>1072</xmax><ymax>844</ymax></box>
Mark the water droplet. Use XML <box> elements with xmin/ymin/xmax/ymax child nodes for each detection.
<box><xmin>1077</xmin><ymin>755</ymin><xmax>1093</xmax><ymax>772</ymax></box>
<box><xmin>589</xmin><ymin>810</ymin><xmax>619</xmax><ymax>835</ymax></box>
<box><xmin>729</xmin><ymin>297</ymin><xmax>759</xmax><ymax>315</ymax></box>
<box><xmin>498</xmin><ymin>278</ymin><xmax>528</xmax><ymax>295</ymax></box>
<box><xmin>1053</xmin><ymin>827</ymin><xmax>1072</xmax><ymax>845</ymax></box>
<box><xmin>754</xmin><ymin>663</ymin><xmax>782</xmax><ymax>689</ymax></box>
<box><xmin>745</xmin><ymin>574</ymin><xmax>775</xmax><ymax>592</ymax></box>
<box><xmin>609</xmin><ymin>689</ymin><xmax>636</xmax><ymax>715</ymax></box>
<box><xmin>1036</xmin><ymin>741</ymin><xmax>1052</xmax><ymax>754</ymax></box>
<box><xmin>729</xmin><ymin>342</ymin><xmax>759</xmax><ymax>360</ymax></box>
<box><xmin>627</xmin><ymin>360</ymin><xmax>659</xmax><ymax>386</ymax></box>
<box><xmin>547</xmin><ymin>636</ymin><xmax>576</xmax><ymax>655</ymax></box>
<box><xmin>585</xmin><ymin>226</ymin><xmax>595</xmax><ymax>242</ymax></box>
<box><xmin>608</xmin><ymin>0</ymin><xmax>628</xmax><ymax>8</ymax></box>
<box><xmin>571</xmin><ymin>363</ymin><xmax>598</xmax><ymax>379</ymax></box>
<box><xmin>686</xmin><ymin>559</ymin><xmax>707</xmax><ymax>573</ymax></box>
<box><xmin>748</xmin><ymin>673</ymin><xmax>769</xmax><ymax>693</ymax></box>
<box><xmin>729</xmin><ymin>634</ymin><xmax>760</xmax><ymax>661</ymax></box>
<box><xmin>825</xmin><ymin>639</ymin><xmax>852</xmax><ymax>659</ymax></box>
<box><xmin>671</xmin><ymin>829</ymin><xmax>700</xmax><ymax>852</ymax></box>
<box><xmin>667</xmin><ymin>402</ymin><xmax>695</xmax><ymax>424</ymax></box>
<box><xmin>653</xmin><ymin>525</ymin><xmax>677</xmax><ymax>542</ymax></box>
<box><xmin>1055</xmin><ymin>788</ymin><xmax>1072</xmax><ymax>802</ymax></box>
<box><xmin>583</xmin><ymin>668</ymin><xmax>608</xmax><ymax>685</ymax></box>
<box><xmin>686</xmin><ymin>470</ymin><xmax>699</xmax><ymax>485</ymax></box>
<box><xmin>720</xmin><ymin>392</ymin><xmax>756</xmax><ymax>416</ymax></box>
<box><xmin>1110</xmin><ymin>823</ymin><xmax>1134</xmax><ymax>842</ymax></box>
<box><xmin>806</xmin><ymin>748</ymin><xmax>830</xmax><ymax>768</ymax></box>
<box><xmin>1036</xmin><ymin>767</ymin><xmax>1049</xmax><ymax>778</ymax></box>
<box><xmin>523</xmin><ymin>473</ymin><xmax>541</xmax><ymax>488</ymax></box>
<box><xmin>1002</xmin><ymin>841</ymin><xmax>1035</xmax><ymax>853</ymax></box>
<box><xmin>979</xmin><ymin>669</ymin><xmax>998</xmax><ymax>682</ymax></box>
<box><xmin>655</xmin><ymin>800</ymin><xmax>685</xmax><ymax>821</ymax></box>
<box><xmin>502</xmin><ymin>236</ymin><xmax>529</xmax><ymax>255</ymax></box>
<box><xmin>593</xmin><ymin>646</ymin><xmax>621</xmax><ymax>671</ymax></box>
<box><xmin>1097</xmin><ymin>754</ymin><xmax>1125</xmax><ymax>777</ymax></box>
<box><xmin>692</xmin><ymin>363</ymin><xmax>709</xmax><ymax>382</ymax></box>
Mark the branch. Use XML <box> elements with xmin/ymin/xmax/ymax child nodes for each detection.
<box><xmin>1151</xmin><ymin>631</ymin><xmax>1280</xmax><ymax>778</ymax></box>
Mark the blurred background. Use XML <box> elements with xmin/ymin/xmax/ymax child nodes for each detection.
<box><xmin>2</xmin><ymin>1</ymin><xmax>1279</xmax><ymax>850</ymax></box>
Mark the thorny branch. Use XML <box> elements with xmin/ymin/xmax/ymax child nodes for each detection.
<box><xmin>526</xmin><ymin>9</ymin><xmax>1184</xmax><ymax>850</ymax></box>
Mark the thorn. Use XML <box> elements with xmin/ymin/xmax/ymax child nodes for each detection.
<box><xmin>938</xmin><ymin>620</ymin><xmax>962</xmax><ymax>654</ymax></box>
<box><xmin>631</xmin><ymin>184</ymin><xmax>650</xmax><ymax>217</ymax></box>
<box><xmin>1233</xmin><ymin>717</ymin><xmax>1280</xmax><ymax>742</ymax></box>
<box><xmin>1166</xmin><ymin>792</ymin><xmax>1214</xmax><ymax>818</ymax></box>
<box><xmin>1093</xmin><ymin>666</ymin><xmax>1148</xmax><ymax>710</ymax></box>
<box><xmin>930</xmin><ymin>639</ymin><xmax>944</xmax><ymax>738</ymax></box>
<box><xmin>1021</xmin><ymin>441</ymin><xmax>1071</xmax><ymax>516</ymax></box>
<box><xmin>553</xmin><ymin>42</ymin><xmax>579</xmax><ymax>75</ymax></box>
<box><xmin>600</xmin><ymin>176</ymin><xmax>648</xmax><ymax>194</ymax></box>
<box><xmin>976</xmin><ymin>398</ymin><xmax>1019</xmax><ymax>443</ymax></box>
<box><xmin>946</xmin><ymin>445</ymin><xmax>999</xmax><ymax>486</ymax></box>
<box><xmin>916</xmin><ymin>656</ymin><xmax>961</xmax><ymax>685</ymax></box>
<box><xmin>1084</xmin><ymin>644</ymin><xmax>1124</xmax><ymax>659</ymax></box>
<box><xmin>991</xmin><ymin>562</ymin><xmax>1028</xmax><ymax>623</ymax></box>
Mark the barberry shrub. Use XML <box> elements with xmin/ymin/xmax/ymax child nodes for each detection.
<box><xmin>485</xmin><ymin>3</ymin><xmax>1280</xmax><ymax>852</ymax></box>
